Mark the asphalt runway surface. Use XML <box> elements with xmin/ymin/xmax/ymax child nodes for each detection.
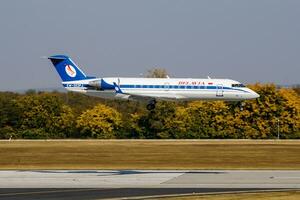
<box><xmin>0</xmin><ymin>170</ymin><xmax>299</xmax><ymax>199</ymax></box>
<box><xmin>0</xmin><ymin>188</ymin><xmax>273</xmax><ymax>200</ymax></box>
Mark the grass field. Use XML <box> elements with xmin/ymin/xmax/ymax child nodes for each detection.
<box><xmin>155</xmin><ymin>190</ymin><xmax>300</xmax><ymax>200</ymax></box>
<box><xmin>0</xmin><ymin>140</ymin><xmax>299</xmax><ymax>169</ymax></box>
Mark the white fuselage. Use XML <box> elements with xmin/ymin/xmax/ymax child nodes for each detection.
<box><xmin>62</xmin><ymin>77</ymin><xmax>260</xmax><ymax>101</ymax></box>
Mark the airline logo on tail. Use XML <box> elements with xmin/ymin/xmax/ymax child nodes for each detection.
<box><xmin>65</xmin><ymin>65</ymin><xmax>77</xmax><ymax>77</ymax></box>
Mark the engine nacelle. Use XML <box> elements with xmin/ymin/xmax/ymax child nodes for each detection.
<box><xmin>88</xmin><ymin>80</ymin><xmax>102</xmax><ymax>90</ymax></box>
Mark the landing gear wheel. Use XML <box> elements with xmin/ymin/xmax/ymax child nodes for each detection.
<box><xmin>239</xmin><ymin>102</ymin><xmax>245</xmax><ymax>111</ymax></box>
<box><xmin>147</xmin><ymin>103</ymin><xmax>155</xmax><ymax>110</ymax></box>
<box><xmin>146</xmin><ymin>99</ymin><xmax>156</xmax><ymax>110</ymax></box>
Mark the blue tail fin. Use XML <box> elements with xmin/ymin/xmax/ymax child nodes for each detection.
<box><xmin>48</xmin><ymin>55</ymin><xmax>87</xmax><ymax>81</ymax></box>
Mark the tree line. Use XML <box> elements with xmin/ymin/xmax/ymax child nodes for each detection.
<box><xmin>0</xmin><ymin>83</ymin><xmax>299</xmax><ymax>139</ymax></box>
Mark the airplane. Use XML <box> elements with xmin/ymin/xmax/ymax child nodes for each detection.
<box><xmin>48</xmin><ymin>55</ymin><xmax>259</xmax><ymax>110</ymax></box>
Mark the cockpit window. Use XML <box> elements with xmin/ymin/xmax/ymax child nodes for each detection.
<box><xmin>232</xmin><ymin>84</ymin><xmax>246</xmax><ymax>88</ymax></box>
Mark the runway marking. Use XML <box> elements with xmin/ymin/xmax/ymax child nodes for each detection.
<box><xmin>0</xmin><ymin>188</ymin><xmax>103</xmax><ymax>197</ymax></box>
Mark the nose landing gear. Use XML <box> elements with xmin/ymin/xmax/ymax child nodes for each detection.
<box><xmin>239</xmin><ymin>101</ymin><xmax>246</xmax><ymax>111</ymax></box>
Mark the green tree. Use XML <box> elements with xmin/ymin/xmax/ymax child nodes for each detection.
<box><xmin>129</xmin><ymin>101</ymin><xmax>177</xmax><ymax>138</ymax></box>
<box><xmin>62</xmin><ymin>92</ymin><xmax>104</xmax><ymax>115</ymax></box>
<box><xmin>16</xmin><ymin>92</ymin><xmax>75</xmax><ymax>138</ymax></box>
<box><xmin>0</xmin><ymin>92</ymin><xmax>20</xmax><ymax>139</ymax></box>
<box><xmin>0</xmin><ymin>82</ymin><xmax>298</xmax><ymax>140</ymax></box>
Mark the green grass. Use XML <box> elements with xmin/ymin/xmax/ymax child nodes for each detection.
<box><xmin>153</xmin><ymin>190</ymin><xmax>300</xmax><ymax>200</ymax></box>
<box><xmin>0</xmin><ymin>140</ymin><xmax>299</xmax><ymax>169</ymax></box>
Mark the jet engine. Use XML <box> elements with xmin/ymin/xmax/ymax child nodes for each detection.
<box><xmin>88</xmin><ymin>80</ymin><xmax>102</xmax><ymax>90</ymax></box>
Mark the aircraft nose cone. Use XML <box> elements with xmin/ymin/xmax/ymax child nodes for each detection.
<box><xmin>252</xmin><ymin>91</ymin><xmax>260</xmax><ymax>99</ymax></box>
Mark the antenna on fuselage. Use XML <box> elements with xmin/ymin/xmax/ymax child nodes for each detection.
<box><xmin>207</xmin><ymin>76</ymin><xmax>211</xmax><ymax>79</ymax></box>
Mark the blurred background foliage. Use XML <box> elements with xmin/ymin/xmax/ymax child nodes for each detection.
<box><xmin>0</xmin><ymin>83</ymin><xmax>299</xmax><ymax>139</ymax></box>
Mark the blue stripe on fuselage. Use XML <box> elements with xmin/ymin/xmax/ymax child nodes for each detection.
<box><xmin>118</xmin><ymin>84</ymin><xmax>249</xmax><ymax>93</ymax></box>
<box><xmin>63</xmin><ymin>83</ymin><xmax>249</xmax><ymax>93</ymax></box>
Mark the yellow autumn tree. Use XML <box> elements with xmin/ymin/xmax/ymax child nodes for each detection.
<box><xmin>186</xmin><ymin>101</ymin><xmax>232</xmax><ymax>138</ymax></box>
<box><xmin>228</xmin><ymin>83</ymin><xmax>300</xmax><ymax>138</ymax></box>
<box><xmin>127</xmin><ymin>83</ymin><xmax>299</xmax><ymax>139</ymax></box>
<box><xmin>76</xmin><ymin>104</ymin><xmax>122</xmax><ymax>138</ymax></box>
<box><xmin>146</xmin><ymin>68</ymin><xmax>168</xmax><ymax>78</ymax></box>
<box><xmin>277</xmin><ymin>88</ymin><xmax>300</xmax><ymax>137</ymax></box>
<box><xmin>163</xmin><ymin>106</ymin><xmax>193</xmax><ymax>138</ymax></box>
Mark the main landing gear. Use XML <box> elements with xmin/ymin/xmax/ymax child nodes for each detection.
<box><xmin>146</xmin><ymin>99</ymin><xmax>157</xmax><ymax>110</ymax></box>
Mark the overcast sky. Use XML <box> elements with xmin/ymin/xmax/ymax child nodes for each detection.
<box><xmin>0</xmin><ymin>0</ymin><xmax>299</xmax><ymax>91</ymax></box>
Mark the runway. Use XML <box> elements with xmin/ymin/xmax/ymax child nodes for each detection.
<box><xmin>1</xmin><ymin>170</ymin><xmax>300</xmax><ymax>188</ymax></box>
<box><xmin>0</xmin><ymin>170</ymin><xmax>299</xmax><ymax>199</ymax></box>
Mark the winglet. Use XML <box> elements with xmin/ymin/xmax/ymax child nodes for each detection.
<box><xmin>113</xmin><ymin>82</ymin><xmax>123</xmax><ymax>94</ymax></box>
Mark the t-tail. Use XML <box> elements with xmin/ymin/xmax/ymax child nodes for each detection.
<box><xmin>48</xmin><ymin>55</ymin><xmax>88</xmax><ymax>82</ymax></box>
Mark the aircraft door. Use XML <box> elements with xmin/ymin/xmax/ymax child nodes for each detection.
<box><xmin>216</xmin><ymin>84</ymin><xmax>224</xmax><ymax>97</ymax></box>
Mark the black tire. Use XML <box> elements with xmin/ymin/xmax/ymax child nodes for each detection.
<box><xmin>146</xmin><ymin>103</ymin><xmax>155</xmax><ymax>110</ymax></box>
<box><xmin>150</xmin><ymin>99</ymin><xmax>157</xmax><ymax>104</ymax></box>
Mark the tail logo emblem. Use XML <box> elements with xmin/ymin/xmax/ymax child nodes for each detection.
<box><xmin>65</xmin><ymin>65</ymin><xmax>77</xmax><ymax>77</ymax></box>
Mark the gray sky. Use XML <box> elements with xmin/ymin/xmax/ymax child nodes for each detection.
<box><xmin>0</xmin><ymin>0</ymin><xmax>299</xmax><ymax>91</ymax></box>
